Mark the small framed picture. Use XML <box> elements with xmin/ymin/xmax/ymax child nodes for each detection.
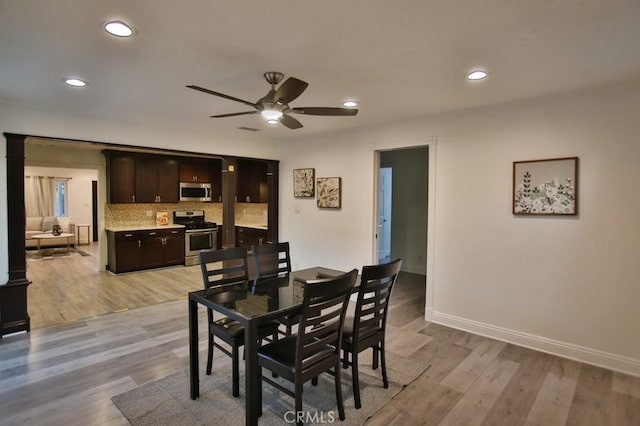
<box><xmin>317</xmin><ymin>177</ymin><xmax>341</xmax><ymax>209</ymax></box>
<box><xmin>513</xmin><ymin>157</ymin><xmax>578</xmax><ymax>215</ymax></box>
<box><xmin>293</xmin><ymin>168</ymin><xmax>315</xmax><ymax>197</ymax></box>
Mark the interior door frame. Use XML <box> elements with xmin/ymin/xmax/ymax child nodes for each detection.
<box><xmin>372</xmin><ymin>138</ymin><xmax>436</xmax><ymax>321</ymax></box>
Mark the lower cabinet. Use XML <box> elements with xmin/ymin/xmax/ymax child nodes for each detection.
<box><xmin>108</xmin><ymin>228</ymin><xmax>185</xmax><ymax>273</ymax></box>
<box><xmin>235</xmin><ymin>226</ymin><xmax>268</xmax><ymax>248</ymax></box>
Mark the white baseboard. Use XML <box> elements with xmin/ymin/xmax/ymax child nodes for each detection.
<box><xmin>431</xmin><ymin>311</ymin><xmax>640</xmax><ymax>378</ymax></box>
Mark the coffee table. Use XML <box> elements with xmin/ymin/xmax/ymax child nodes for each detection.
<box><xmin>31</xmin><ymin>233</ymin><xmax>75</xmax><ymax>255</ymax></box>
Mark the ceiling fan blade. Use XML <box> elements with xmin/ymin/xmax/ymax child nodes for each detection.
<box><xmin>274</xmin><ymin>77</ymin><xmax>309</xmax><ymax>103</ymax></box>
<box><xmin>187</xmin><ymin>85</ymin><xmax>257</xmax><ymax>108</ymax></box>
<box><xmin>210</xmin><ymin>111</ymin><xmax>258</xmax><ymax>118</ymax></box>
<box><xmin>279</xmin><ymin>114</ymin><xmax>303</xmax><ymax>129</ymax></box>
<box><xmin>290</xmin><ymin>107</ymin><xmax>358</xmax><ymax>116</ymax></box>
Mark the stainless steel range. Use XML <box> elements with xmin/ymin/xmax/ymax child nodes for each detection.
<box><xmin>173</xmin><ymin>210</ymin><xmax>218</xmax><ymax>266</ymax></box>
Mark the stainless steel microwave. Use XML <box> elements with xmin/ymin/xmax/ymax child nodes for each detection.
<box><xmin>179</xmin><ymin>182</ymin><xmax>211</xmax><ymax>202</ymax></box>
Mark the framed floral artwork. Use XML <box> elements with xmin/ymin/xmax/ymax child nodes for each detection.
<box><xmin>293</xmin><ymin>168</ymin><xmax>315</xmax><ymax>197</ymax></box>
<box><xmin>513</xmin><ymin>157</ymin><xmax>578</xmax><ymax>215</ymax></box>
<box><xmin>317</xmin><ymin>177</ymin><xmax>341</xmax><ymax>209</ymax></box>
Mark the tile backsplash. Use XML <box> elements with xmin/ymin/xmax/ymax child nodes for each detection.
<box><xmin>105</xmin><ymin>202</ymin><xmax>268</xmax><ymax>228</ymax></box>
<box><xmin>105</xmin><ymin>202</ymin><xmax>222</xmax><ymax>228</ymax></box>
<box><xmin>235</xmin><ymin>203</ymin><xmax>268</xmax><ymax>227</ymax></box>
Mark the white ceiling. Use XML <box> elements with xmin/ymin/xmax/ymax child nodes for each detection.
<box><xmin>1</xmin><ymin>0</ymin><xmax>639</xmax><ymax>142</ymax></box>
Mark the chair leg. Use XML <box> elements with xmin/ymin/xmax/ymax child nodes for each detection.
<box><xmin>335</xmin><ymin>363</ymin><xmax>346</xmax><ymax>421</ymax></box>
<box><xmin>372</xmin><ymin>346</ymin><xmax>379</xmax><ymax>370</ymax></box>
<box><xmin>312</xmin><ymin>376</ymin><xmax>318</xmax><ymax>386</ymax></box>
<box><xmin>272</xmin><ymin>332</ymin><xmax>279</xmax><ymax>378</ymax></box>
<box><xmin>232</xmin><ymin>345</ymin><xmax>240</xmax><ymax>397</ymax></box>
<box><xmin>258</xmin><ymin>366</ymin><xmax>263</xmax><ymax>417</ymax></box>
<box><xmin>352</xmin><ymin>351</ymin><xmax>361</xmax><ymax>409</ymax></box>
<box><xmin>380</xmin><ymin>342</ymin><xmax>389</xmax><ymax>389</ymax></box>
<box><xmin>206</xmin><ymin>334</ymin><xmax>214</xmax><ymax>375</ymax></box>
<box><xmin>295</xmin><ymin>379</ymin><xmax>303</xmax><ymax>426</ymax></box>
<box><xmin>342</xmin><ymin>349</ymin><xmax>349</xmax><ymax>369</ymax></box>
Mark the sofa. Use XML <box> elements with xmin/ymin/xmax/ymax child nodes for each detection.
<box><xmin>25</xmin><ymin>216</ymin><xmax>75</xmax><ymax>249</ymax></box>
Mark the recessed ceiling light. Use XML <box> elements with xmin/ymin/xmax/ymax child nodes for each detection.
<box><xmin>466</xmin><ymin>70</ymin><xmax>488</xmax><ymax>81</ymax></box>
<box><xmin>343</xmin><ymin>100</ymin><xmax>358</xmax><ymax>108</ymax></box>
<box><xmin>64</xmin><ymin>78</ymin><xmax>87</xmax><ymax>87</ymax></box>
<box><xmin>266</xmin><ymin>119</ymin><xmax>279</xmax><ymax>125</ymax></box>
<box><xmin>104</xmin><ymin>20</ymin><xmax>134</xmax><ymax>37</ymax></box>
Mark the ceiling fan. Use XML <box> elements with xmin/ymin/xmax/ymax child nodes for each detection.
<box><xmin>187</xmin><ymin>72</ymin><xmax>358</xmax><ymax>129</ymax></box>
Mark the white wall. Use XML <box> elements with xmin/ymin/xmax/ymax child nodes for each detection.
<box><xmin>278</xmin><ymin>81</ymin><xmax>640</xmax><ymax>376</ymax></box>
<box><xmin>24</xmin><ymin>165</ymin><xmax>98</xmax><ymax>232</ymax></box>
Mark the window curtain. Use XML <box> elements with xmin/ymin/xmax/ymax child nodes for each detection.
<box><xmin>25</xmin><ymin>176</ymin><xmax>55</xmax><ymax>217</ymax></box>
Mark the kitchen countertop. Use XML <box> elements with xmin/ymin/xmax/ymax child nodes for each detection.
<box><xmin>105</xmin><ymin>224</ymin><xmax>186</xmax><ymax>232</ymax></box>
<box><xmin>236</xmin><ymin>224</ymin><xmax>268</xmax><ymax>230</ymax></box>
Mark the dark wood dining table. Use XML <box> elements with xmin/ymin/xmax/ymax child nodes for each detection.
<box><xmin>188</xmin><ymin>266</ymin><xmax>347</xmax><ymax>426</ymax></box>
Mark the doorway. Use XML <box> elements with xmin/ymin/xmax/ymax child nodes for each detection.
<box><xmin>377</xmin><ymin>147</ymin><xmax>428</xmax><ymax>275</ymax></box>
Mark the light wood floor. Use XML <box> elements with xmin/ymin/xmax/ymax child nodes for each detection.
<box><xmin>2</xmin><ymin>259</ymin><xmax>639</xmax><ymax>425</ymax></box>
<box><xmin>25</xmin><ymin>242</ymin><xmax>203</xmax><ymax>329</ymax></box>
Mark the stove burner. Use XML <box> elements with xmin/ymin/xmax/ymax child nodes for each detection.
<box><xmin>173</xmin><ymin>210</ymin><xmax>217</xmax><ymax>231</ymax></box>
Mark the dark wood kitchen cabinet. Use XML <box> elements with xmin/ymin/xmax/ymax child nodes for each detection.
<box><xmin>135</xmin><ymin>156</ymin><xmax>179</xmax><ymax>203</ymax></box>
<box><xmin>107</xmin><ymin>228</ymin><xmax>185</xmax><ymax>273</ymax></box>
<box><xmin>236</xmin><ymin>159</ymin><xmax>268</xmax><ymax>203</ymax></box>
<box><xmin>179</xmin><ymin>159</ymin><xmax>212</xmax><ymax>183</ymax></box>
<box><xmin>235</xmin><ymin>226</ymin><xmax>268</xmax><ymax>248</ymax></box>
<box><xmin>107</xmin><ymin>154</ymin><xmax>136</xmax><ymax>203</ymax></box>
<box><xmin>105</xmin><ymin>151</ymin><xmax>179</xmax><ymax>204</ymax></box>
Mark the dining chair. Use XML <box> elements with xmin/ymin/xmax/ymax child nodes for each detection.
<box><xmin>341</xmin><ymin>258</ymin><xmax>402</xmax><ymax>409</ymax></box>
<box><xmin>251</xmin><ymin>242</ymin><xmax>298</xmax><ymax>335</ymax></box>
<box><xmin>257</xmin><ymin>269</ymin><xmax>358</xmax><ymax>425</ymax></box>
<box><xmin>199</xmin><ymin>247</ymin><xmax>279</xmax><ymax>397</ymax></box>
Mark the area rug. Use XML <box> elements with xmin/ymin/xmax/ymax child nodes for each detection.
<box><xmin>112</xmin><ymin>351</ymin><xmax>430</xmax><ymax>426</ymax></box>
<box><xmin>26</xmin><ymin>247</ymin><xmax>91</xmax><ymax>260</ymax></box>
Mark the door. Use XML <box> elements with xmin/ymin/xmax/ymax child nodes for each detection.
<box><xmin>378</xmin><ymin>167</ymin><xmax>392</xmax><ymax>263</ymax></box>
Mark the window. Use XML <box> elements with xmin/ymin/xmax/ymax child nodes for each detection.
<box><xmin>54</xmin><ymin>179</ymin><xmax>68</xmax><ymax>217</ymax></box>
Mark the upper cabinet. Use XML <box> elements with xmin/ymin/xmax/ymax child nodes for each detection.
<box><xmin>236</xmin><ymin>159</ymin><xmax>268</xmax><ymax>203</ymax></box>
<box><xmin>135</xmin><ymin>155</ymin><xmax>179</xmax><ymax>203</ymax></box>
<box><xmin>105</xmin><ymin>151</ymin><xmax>178</xmax><ymax>204</ymax></box>
<box><xmin>108</xmin><ymin>154</ymin><xmax>136</xmax><ymax>203</ymax></box>
<box><xmin>179</xmin><ymin>159</ymin><xmax>212</xmax><ymax>183</ymax></box>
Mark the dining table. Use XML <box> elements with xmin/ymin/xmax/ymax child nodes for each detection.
<box><xmin>188</xmin><ymin>266</ymin><xmax>348</xmax><ymax>426</ymax></box>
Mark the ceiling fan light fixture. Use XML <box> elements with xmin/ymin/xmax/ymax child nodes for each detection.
<box><xmin>63</xmin><ymin>78</ymin><xmax>87</xmax><ymax>87</ymax></box>
<box><xmin>104</xmin><ymin>20</ymin><xmax>134</xmax><ymax>37</ymax></box>
<box><xmin>266</xmin><ymin>119</ymin><xmax>279</xmax><ymax>125</ymax></box>
<box><xmin>466</xmin><ymin>70</ymin><xmax>488</xmax><ymax>81</ymax></box>
<box><xmin>343</xmin><ymin>100</ymin><xmax>358</xmax><ymax>108</ymax></box>
<box><xmin>261</xmin><ymin>109</ymin><xmax>283</xmax><ymax>120</ymax></box>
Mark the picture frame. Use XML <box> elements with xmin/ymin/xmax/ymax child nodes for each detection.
<box><xmin>293</xmin><ymin>168</ymin><xmax>315</xmax><ymax>197</ymax></box>
<box><xmin>317</xmin><ymin>177</ymin><xmax>341</xmax><ymax>209</ymax></box>
<box><xmin>513</xmin><ymin>157</ymin><xmax>578</xmax><ymax>215</ymax></box>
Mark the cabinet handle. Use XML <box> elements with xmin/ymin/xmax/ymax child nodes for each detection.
<box><xmin>171</xmin><ymin>230</ymin><xmax>178</xmax><ymax>234</ymax></box>
<box><xmin>132</xmin><ymin>195</ymin><xmax>135</xmax><ymax>202</ymax></box>
<box><xmin>138</xmin><ymin>240</ymin><xmax>141</xmax><ymax>248</ymax></box>
<box><xmin>124</xmin><ymin>233</ymin><xmax>133</xmax><ymax>237</ymax></box>
<box><xmin>149</xmin><ymin>232</ymin><xmax>156</xmax><ymax>236</ymax></box>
